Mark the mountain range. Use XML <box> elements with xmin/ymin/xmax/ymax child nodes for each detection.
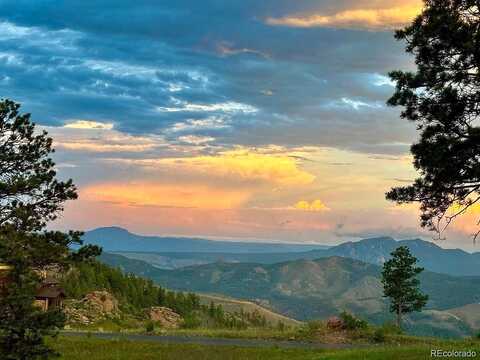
<box><xmin>83</xmin><ymin>227</ymin><xmax>328</xmax><ymax>253</ymax></box>
<box><xmin>85</xmin><ymin>228</ymin><xmax>480</xmax><ymax>276</ymax></box>
<box><xmin>87</xmin><ymin>227</ymin><xmax>480</xmax><ymax>337</ymax></box>
<box><xmin>99</xmin><ymin>252</ymin><xmax>480</xmax><ymax>337</ymax></box>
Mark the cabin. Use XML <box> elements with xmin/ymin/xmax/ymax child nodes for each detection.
<box><xmin>0</xmin><ymin>264</ymin><xmax>65</xmax><ymax>311</ymax></box>
<box><xmin>34</xmin><ymin>277</ymin><xmax>66</xmax><ymax>311</ymax></box>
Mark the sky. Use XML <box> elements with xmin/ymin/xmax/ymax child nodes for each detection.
<box><xmin>1</xmin><ymin>0</ymin><xmax>478</xmax><ymax>249</ymax></box>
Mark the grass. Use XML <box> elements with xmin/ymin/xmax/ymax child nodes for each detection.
<box><xmin>66</xmin><ymin>318</ymin><xmax>144</xmax><ymax>333</ymax></box>
<box><xmin>64</xmin><ymin>320</ymin><xmax>479</xmax><ymax>345</ymax></box>
<box><xmin>51</xmin><ymin>336</ymin><xmax>480</xmax><ymax>360</ymax></box>
<box><xmin>53</xmin><ymin>336</ymin><xmax>324</xmax><ymax>360</ymax></box>
<box><xmin>151</xmin><ymin>327</ymin><xmax>299</xmax><ymax>340</ymax></box>
<box><xmin>65</xmin><ymin>321</ymin><xmax>299</xmax><ymax>340</ymax></box>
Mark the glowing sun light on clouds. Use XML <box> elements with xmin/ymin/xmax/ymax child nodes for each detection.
<box><xmin>83</xmin><ymin>147</ymin><xmax>317</xmax><ymax>211</ymax></box>
<box><xmin>294</xmin><ymin>200</ymin><xmax>330</xmax><ymax>212</ymax></box>
<box><xmin>63</xmin><ymin>120</ymin><xmax>114</xmax><ymax>130</ymax></box>
<box><xmin>107</xmin><ymin>148</ymin><xmax>316</xmax><ymax>187</ymax></box>
<box><xmin>266</xmin><ymin>1</ymin><xmax>423</xmax><ymax>30</ymax></box>
<box><xmin>82</xmin><ymin>182</ymin><xmax>251</xmax><ymax>210</ymax></box>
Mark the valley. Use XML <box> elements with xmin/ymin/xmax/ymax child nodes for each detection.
<box><xmin>98</xmin><ymin>250</ymin><xmax>480</xmax><ymax>338</ymax></box>
<box><xmin>89</xmin><ymin>228</ymin><xmax>480</xmax><ymax>277</ymax></box>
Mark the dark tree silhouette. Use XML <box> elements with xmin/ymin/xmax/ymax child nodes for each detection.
<box><xmin>381</xmin><ymin>246</ymin><xmax>428</xmax><ymax>329</ymax></box>
<box><xmin>386</xmin><ymin>0</ymin><xmax>480</xmax><ymax>240</ymax></box>
<box><xmin>0</xmin><ymin>99</ymin><xmax>101</xmax><ymax>359</ymax></box>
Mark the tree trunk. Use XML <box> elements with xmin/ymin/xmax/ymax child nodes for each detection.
<box><xmin>396</xmin><ymin>304</ymin><xmax>402</xmax><ymax>329</ymax></box>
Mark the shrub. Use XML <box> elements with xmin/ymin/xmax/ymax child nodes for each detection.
<box><xmin>372</xmin><ymin>328</ymin><xmax>386</xmax><ymax>343</ymax></box>
<box><xmin>306</xmin><ymin>320</ymin><xmax>324</xmax><ymax>332</ymax></box>
<box><xmin>145</xmin><ymin>321</ymin><xmax>155</xmax><ymax>333</ymax></box>
<box><xmin>181</xmin><ymin>313</ymin><xmax>202</xmax><ymax>329</ymax></box>
<box><xmin>371</xmin><ymin>322</ymin><xmax>403</xmax><ymax>343</ymax></box>
<box><xmin>380</xmin><ymin>322</ymin><xmax>403</xmax><ymax>335</ymax></box>
<box><xmin>296</xmin><ymin>320</ymin><xmax>325</xmax><ymax>339</ymax></box>
<box><xmin>339</xmin><ymin>311</ymin><xmax>368</xmax><ymax>330</ymax></box>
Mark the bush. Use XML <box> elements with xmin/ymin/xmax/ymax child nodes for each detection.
<box><xmin>371</xmin><ymin>322</ymin><xmax>403</xmax><ymax>343</ymax></box>
<box><xmin>296</xmin><ymin>320</ymin><xmax>325</xmax><ymax>339</ymax></box>
<box><xmin>339</xmin><ymin>311</ymin><xmax>368</xmax><ymax>330</ymax></box>
<box><xmin>145</xmin><ymin>321</ymin><xmax>155</xmax><ymax>333</ymax></box>
<box><xmin>372</xmin><ymin>328</ymin><xmax>386</xmax><ymax>343</ymax></box>
<box><xmin>181</xmin><ymin>313</ymin><xmax>202</xmax><ymax>329</ymax></box>
<box><xmin>380</xmin><ymin>322</ymin><xmax>403</xmax><ymax>335</ymax></box>
<box><xmin>475</xmin><ymin>331</ymin><xmax>480</xmax><ymax>340</ymax></box>
<box><xmin>306</xmin><ymin>320</ymin><xmax>324</xmax><ymax>332</ymax></box>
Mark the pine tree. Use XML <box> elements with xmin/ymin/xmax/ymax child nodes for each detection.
<box><xmin>0</xmin><ymin>100</ymin><xmax>101</xmax><ymax>359</ymax></box>
<box><xmin>386</xmin><ymin>0</ymin><xmax>480</xmax><ymax>240</ymax></box>
<box><xmin>381</xmin><ymin>246</ymin><xmax>428</xmax><ymax>328</ymax></box>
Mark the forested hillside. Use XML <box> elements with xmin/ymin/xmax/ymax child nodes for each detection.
<box><xmin>61</xmin><ymin>261</ymin><xmax>273</xmax><ymax>330</ymax></box>
<box><xmin>62</xmin><ymin>261</ymin><xmax>200</xmax><ymax>316</ymax></box>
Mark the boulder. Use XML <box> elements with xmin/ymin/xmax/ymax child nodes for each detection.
<box><xmin>145</xmin><ymin>306</ymin><xmax>183</xmax><ymax>329</ymax></box>
<box><xmin>327</xmin><ymin>316</ymin><xmax>345</xmax><ymax>330</ymax></box>
<box><xmin>83</xmin><ymin>291</ymin><xmax>119</xmax><ymax>314</ymax></box>
<box><xmin>64</xmin><ymin>291</ymin><xmax>119</xmax><ymax>325</ymax></box>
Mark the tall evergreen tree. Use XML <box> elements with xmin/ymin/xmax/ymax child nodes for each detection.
<box><xmin>0</xmin><ymin>99</ymin><xmax>101</xmax><ymax>359</ymax></box>
<box><xmin>386</xmin><ymin>0</ymin><xmax>480</xmax><ymax>240</ymax></box>
<box><xmin>381</xmin><ymin>246</ymin><xmax>428</xmax><ymax>328</ymax></box>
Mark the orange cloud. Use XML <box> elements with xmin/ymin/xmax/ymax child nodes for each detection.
<box><xmin>108</xmin><ymin>148</ymin><xmax>316</xmax><ymax>186</ymax></box>
<box><xmin>266</xmin><ymin>3</ymin><xmax>422</xmax><ymax>30</ymax></box>
<box><xmin>294</xmin><ymin>200</ymin><xmax>330</xmax><ymax>212</ymax></box>
<box><xmin>82</xmin><ymin>182</ymin><xmax>251</xmax><ymax>209</ymax></box>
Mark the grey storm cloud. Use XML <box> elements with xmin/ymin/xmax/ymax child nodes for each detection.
<box><xmin>0</xmin><ymin>0</ymin><xmax>416</xmax><ymax>154</ymax></box>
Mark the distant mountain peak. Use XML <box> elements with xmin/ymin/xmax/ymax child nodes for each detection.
<box><xmin>398</xmin><ymin>238</ymin><xmax>441</xmax><ymax>248</ymax></box>
<box><xmin>90</xmin><ymin>226</ymin><xmax>132</xmax><ymax>234</ymax></box>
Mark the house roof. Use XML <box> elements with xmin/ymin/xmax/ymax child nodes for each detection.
<box><xmin>43</xmin><ymin>276</ymin><xmax>60</xmax><ymax>285</ymax></box>
<box><xmin>36</xmin><ymin>285</ymin><xmax>66</xmax><ymax>299</ymax></box>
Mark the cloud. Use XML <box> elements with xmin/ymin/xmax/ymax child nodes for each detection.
<box><xmin>341</xmin><ymin>98</ymin><xmax>382</xmax><ymax>110</ymax></box>
<box><xmin>177</xmin><ymin>135</ymin><xmax>215</xmax><ymax>145</ymax></box>
<box><xmin>63</xmin><ymin>120</ymin><xmax>114</xmax><ymax>130</ymax></box>
<box><xmin>215</xmin><ymin>41</ymin><xmax>270</xmax><ymax>58</ymax></box>
<box><xmin>55</xmin><ymin>142</ymin><xmax>156</xmax><ymax>153</ymax></box>
<box><xmin>265</xmin><ymin>3</ymin><xmax>422</xmax><ymax>30</ymax></box>
<box><xmin>0</xmin><ymin>21</ymin><xmax>81</xmax><ymax>48</ymax></box>
<box><xmin>167</xmin><ymin>117</ymin><xmax>230</xmax><ymax>133</ymax></box>
<box><xmin>156</xmin><ymin>100</ymin><xmax>258</xmax><ymax>114</ymax></box>
<box><xmin>82</xmin><ymin>182</ymin><xmax>250</xmax><ymax>209</ymax></box>
<box><xmin>0</xmin><ymin>5</ymin><xmax>415</xmax><ymax>154</ymax></box>
<box><xmin>294</xmin><ymin>200</ymin><xmax>330</xmax><ymax>212</ymax></box>
<box><xmin>106</xmin><ymin>148</ymin><xmax>316</xmax><ymax>186</ymax></box>
<box><xmin>45</xmin><ymin>125</ymin><xmax>161</xmax><ymax>153</ymax></box>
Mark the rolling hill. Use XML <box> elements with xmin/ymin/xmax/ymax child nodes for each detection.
<box><xmin>197</xmin><ymin>294</ymin><xmax>301</xmax><ymax>327</ymax></box>
<box><xmin>147</xmin><ymin>257</ymin><xmax>480</xmax><ymax>319</ymax></box>
<box><xmin>113</xmin><ymin>236</ymin><xmax>480</xmax><ymax>277</ymax></box>
<box><xmin>99</xmin><ymin>252</ymin><xmax>480</xmax><ymax>337</ymax></box>
<box><xmin>97</xmin><ymin>253</ymin><xmax>299</xmax><ymax>327</ymax></box>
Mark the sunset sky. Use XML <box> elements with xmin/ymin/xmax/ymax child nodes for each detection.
<box><xmin>1</xmin><ymin>1</ymin><xmax>477</xmax><ymax>249</ymax></box>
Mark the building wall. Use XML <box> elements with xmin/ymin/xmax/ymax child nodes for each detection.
<box><xmin>34</xmin><ymin>299</ymin><xmax>48</xmax><ymax>311</ymax></box>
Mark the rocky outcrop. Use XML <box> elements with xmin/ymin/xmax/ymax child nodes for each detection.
<box><xmin>64</xmin><ymin>291</ymin><xmax>119</xmax><ymax>325</ymax></box>
<box><xmin>145</xmin><ymin>306</ymin><xmax>183</xmax><ymax>328</ymax></box>
<box><xmin>326</xmin><ymin>316</ymin><xmax>345</xmax><ymax>330</ymax></box>
<box><xmin>84</xmin><ymin>291</ymin><xmax>119</xmax><ymax>314</ymax></box>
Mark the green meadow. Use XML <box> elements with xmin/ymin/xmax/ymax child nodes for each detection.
<box><xmin>52</xmin><ymin>336</ymin><xmax>480</xmax><ymax>360</ymax></box>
